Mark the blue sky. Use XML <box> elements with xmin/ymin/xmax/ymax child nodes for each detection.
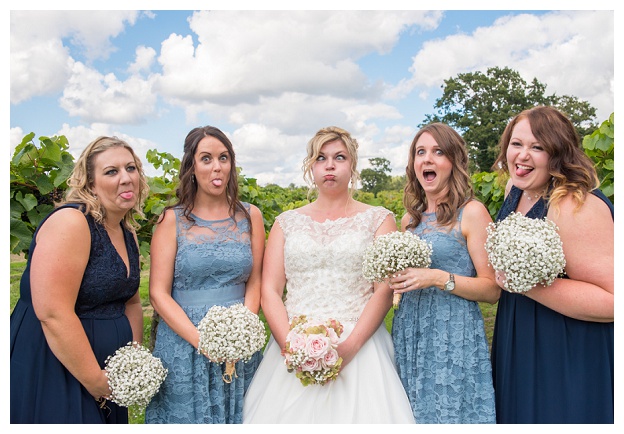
<box><xmin>9</xmin><ymin>3</ymin><xmax>616</xmax><ymax>187</ymax></box>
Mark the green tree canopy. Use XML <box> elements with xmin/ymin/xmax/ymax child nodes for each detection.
<box><xmin>360</xmin><ymin>157</ymin><xmax>391</xmax><ymax>197</ymax></box>
<box><xmin>423</xmin><ymin>66</ymin><xmax>597</xmax><ymax>172</ymax></box>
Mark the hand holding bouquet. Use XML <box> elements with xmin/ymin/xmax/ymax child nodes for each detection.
<box><xmin>362</xmin><ymin>230</ymin><xmax>433</xmax><ymax>308</ymax></box>
<box><xmin>485</xmin><ymin>212</ymin><xmax>566</xmax><ymax>293</ymax></box>
<box><xmin>104</xmin><ymin>341</ymin><xmax>168</xmax><ymax>408</ymax></box>
<box><xmin>197</xmin><ymin>303</ymin><xmax>267</xmax><ymax>382</ymax></box>
<box><xmin>282</xmin><ymin>315</ymin><xmax>344</xmax><ymax>386</ymax></box>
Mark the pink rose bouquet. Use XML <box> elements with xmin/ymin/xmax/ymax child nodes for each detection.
<box><xmin>282</xmin><ymin>316</ymin><xmax>344</xmax><ymax>386</ymax></box>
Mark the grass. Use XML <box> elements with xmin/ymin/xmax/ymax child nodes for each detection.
<box><xmin>10</xmin><ymin>258</ymin><xmax>497</xmax><ymax>424</ymax></box>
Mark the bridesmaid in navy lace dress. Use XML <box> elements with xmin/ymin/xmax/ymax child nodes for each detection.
<box><xmin>389</xmin><ymin>123</ymin><xmax>500</xmax><ymax>423</ymax></box>
<box><xmin>10</xmin><ymin>137</ymin><xmax>149</xmax><ymax>423</ymax></box>
<box><xmin>145</xmin><ymin>126</ymin><xmax>265</xmax><ymax>424</ymax></box>
<box><xmin>490</xmin><ymin>106</ymin><xmax>614</xmax><ymax>423</ymax></box>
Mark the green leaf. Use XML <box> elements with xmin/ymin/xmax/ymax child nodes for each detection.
<box><xmin>16</xmin><ymin>192</ymin><xmax>38</xmax><ymax>212</ymax></box>
<box><xmin>34</xmin><ymin>174</ymin><xmax>55</xmax><ymax>195</ymax></box>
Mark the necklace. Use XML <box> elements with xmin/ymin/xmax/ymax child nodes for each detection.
<box><xmin>524</xmin><ymin>191</ymin><xmax>541</xmax><ymax>201</ymax></box>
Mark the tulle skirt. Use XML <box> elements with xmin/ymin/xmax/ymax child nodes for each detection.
<box><xmin>243</xmin><ymin>323</ymin><xmax>415</xmax><ymax>424</ymax></box>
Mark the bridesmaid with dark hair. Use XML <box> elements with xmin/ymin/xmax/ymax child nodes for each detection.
<box><xmin>145</xmin><ymin>126</ymin><xmax>265</xmax><ymax>424</ymax></box>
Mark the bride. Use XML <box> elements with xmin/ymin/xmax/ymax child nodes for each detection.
<box><xmin>243</xmin><ymin>126</ymin><xmax>415</xmax><ymax>423</ymax></box>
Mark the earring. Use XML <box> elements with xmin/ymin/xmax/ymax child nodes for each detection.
<box><xmin>191</xmin><ymin>174</ymin><xmax>196</xmax><ymax>184</ymax></box>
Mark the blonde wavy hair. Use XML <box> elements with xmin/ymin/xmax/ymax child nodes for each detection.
<box><xmin>64</xmin><ymin>136</ymin><xmax>149</xmax><ymax>230</ymax></box>
<box><xmin>493</xmin><ymin>106</ymin><xmax>599</xmax><ymax>212</ymax></box>
<box><xmin>302</xmin><ymin>126</ymin><xmax>360</xmax><ymax>199</ymax></box>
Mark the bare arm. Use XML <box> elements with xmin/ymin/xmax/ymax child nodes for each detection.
<box><xmin>391</xmin><ymin>205</ymin><xmax>500</xmax><ymax>304</ymax></box>
<box><xmin>244</xmin><ymin>205</ymin><xmax>265</xmax><ymax>315</ymax></box>
<box><xmin>148</xmin><ymin>209</ymin><xmax>201</xmax><ymax>349</ymax></box>
<box><xmin>337</xmin><ymin>213</ymin><xmax>398</xmax><ymax>368</ymax></box>
<box><xmin>30</xmin><ymin>208</ymin><xmax>110</xmax><ymax>399</ymax></box>
<box><xmin>525</xmin><ymin>194</ymin><xmax>614</xmax><ymax>322</ymax></box>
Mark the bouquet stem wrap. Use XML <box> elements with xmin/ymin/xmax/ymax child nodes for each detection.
<box><xmin>223</xmin><ymin>361</ymin><xmax>238</xmax><ymax>383</ymax></box>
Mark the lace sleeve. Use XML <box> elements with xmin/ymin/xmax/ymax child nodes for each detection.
<box><xmin>371</xmin><ymin>207</ymin><xmax>394</xmax><ymax>235</ymax></box>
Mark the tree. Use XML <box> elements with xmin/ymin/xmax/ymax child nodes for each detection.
<box><xmin>423</xmin><ymin>66</ymin><xmax>597</xmax><ymax>172</ymax></box>
<box><xmin>360</xmin><ymin>157</ymin><xmax>391</xmax><ymax>196</ymax></box>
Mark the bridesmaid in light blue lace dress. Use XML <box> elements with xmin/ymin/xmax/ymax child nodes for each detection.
<box><xmin>389</xmin><ymin>123</ymin><xmax>499</xmax><ymax>423</ymax></box>
<box><xmin>145</xmin><ymin>126</ymin><xmax>265</xmax><ymax>424</ymax></box>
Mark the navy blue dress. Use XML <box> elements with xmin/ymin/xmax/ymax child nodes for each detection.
<box><xmin>491</xmin><ymin>186</ymin><xmax>614</xmax><ymax>423</ymax></box>
<box><xmin>10</xmin><ymin>204</ymin><xmax>140</xmax><ymax>423</ymax></box>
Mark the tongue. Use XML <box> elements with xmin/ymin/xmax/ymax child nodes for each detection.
<box><xmin>516</xmin><ymin>166</ymin><xmax>532</xmax><ymax>177</ymax></box>
<box><xmin>424</xmin><ymin>172</ymin><xmax>436</xmax><ymax>181</ymax></box>
<box><xmin>120</xmin><ymin>192</ymin><xmax>133</xmax><ymax>200</ymax></box>
<box><xmin>212</xmin><ymin>179</ymin><xmax>223</xmax><ymax>187</ymax></box>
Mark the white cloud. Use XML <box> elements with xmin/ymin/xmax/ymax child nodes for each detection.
<box><xmin>10</xmin><ymin>10</ymin><xmax>140</xmax><ymax>104</ymax></box>
<box><xmin>128</xmin><ymin>46</ymin><xmax>157</xmax><ymax>75</ymax></box>
<box><xmin>395</xmin><ymin>10</ymin><xmax>614</xmax><ymax>120</ymax></box>
<box><xmin>59</xmin><ymin>61</ymin><xmax>158</xmax><ymax>124</ymax></box>
<box><xmin>155</xmin><ymin>11</ymin><xmax>442</xmax><ymax>105</ymax></box>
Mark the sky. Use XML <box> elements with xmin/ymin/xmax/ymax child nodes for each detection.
<box><xmin>8</xmin><ymin>2</ymin><xmax>617</xmax><ymax>190</ymax></box>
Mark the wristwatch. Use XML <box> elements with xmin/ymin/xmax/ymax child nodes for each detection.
<box><xmin>443</xmin><ymin>273</ymin><xmax>455</xmax><ymax>292</ymax></box>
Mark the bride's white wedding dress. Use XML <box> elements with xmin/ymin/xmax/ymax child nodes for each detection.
<box><xmin>243</xmin><ymin>207</ymin><xmax>415</xmax><ymax>424</ymax></box>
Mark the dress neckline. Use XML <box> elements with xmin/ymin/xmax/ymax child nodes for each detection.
<box><xmin>293</xmin><ymin>206</ymin><xmax>377</xmax><ymax>224</ymax></box>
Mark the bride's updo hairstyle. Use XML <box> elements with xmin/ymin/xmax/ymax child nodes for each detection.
<box><xmin>302</xmin><ymin>126</ymin><xmax>361</xmax><ymax>198</ymax></box>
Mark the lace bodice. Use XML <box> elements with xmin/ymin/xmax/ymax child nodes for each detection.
<box><xmin>278</xmin><ymin>206</ymin><xmax>392</xmax><ymax>323</ymax></box>
<box><xmin>171</xmin><ymin>205</ymin><xmax>252</xmax><ymax>316</ymax></box>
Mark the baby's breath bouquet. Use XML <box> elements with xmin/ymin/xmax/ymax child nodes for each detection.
<box><xmin>104</xmin><ymin>341</ymin><xmax>168</xmax><ymax>408</ymax></box>
<box><xmin>362</xmin><ymin>231</ymin><xmax>433</xmax><ymax>308</ymax></box>
<box><xmin>282</xmin><ymin>315</ymin><xmax>344</xmax><ymax>386</ymax></box>
<box><xmin>197</xmin><ymin>303</ymin><xmax>267</xmax><ymax>382</ymax></box>
<box><xmin>485</xmin><ymin>212</ymin><xmax>566</xmax><ymax>293</ymax></box>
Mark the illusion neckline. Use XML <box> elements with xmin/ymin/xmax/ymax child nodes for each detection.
<box><xmin>293</xmin><ymin>206</ymin><xmax>378</xmax><ymax>224</ymax></box>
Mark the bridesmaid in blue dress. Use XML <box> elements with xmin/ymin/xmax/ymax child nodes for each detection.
<box><xmin>10</xmin><ymin>137</ymin><xmax>149</xmax><ymax>423</ymax></box>
<box><xmin>490</xmin><ymin>106</ymin><xmax>614</xmax><ymax>423</ymax></box>
<box><xmin>390</xmin><ymin>123</ymin><xmax>499</xmax><ymax>423</ymax></box>
<box><xmin>145</xmin><ymin>126</ymin><xmax>265</xmax><ymax>424</ymax></box>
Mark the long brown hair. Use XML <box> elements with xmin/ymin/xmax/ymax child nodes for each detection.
<box><xmin>492</xmin><ymin>106</ymin><xmax>599</xmax><ymax>211</ymax></box>
<box><xmin>164</xmin><ymin>126</ymin><xmax>251</xmax><ymax>230</ymax></box>
<box><xmin>64</xmin><ymin>136</ymin><xmax>149</xmax><ymax>230</ymax></box>
<box><xmin>404</xmin><ymin>123</ymin><xmax>473</xmax><ymax>230</ymax></box>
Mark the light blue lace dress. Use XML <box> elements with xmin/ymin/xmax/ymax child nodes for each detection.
<box><xmin>145</xmin><ymin>205</ymin><xmax>262</xmax><ymax>424</ymax></box>
<box><xmin>391</xmin><ymin>207</ymin><xmax>496</xmax><ymax>423</ymax></box>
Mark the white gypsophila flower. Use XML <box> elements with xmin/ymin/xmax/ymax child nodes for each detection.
<box><xmin>197</xmin><ymin>303</ymin><xmax>267</xmax><ymax>363</ymax></box>
<box><xmin>362</xmin><ymin>231</ymin><xmax>433</xmax><ymax>283</ymax></box>
<box><xmin>104</xmin><ymin>341</ymin><xmax>168</xmax><ymax>408</ymax></box>
<box><xmin>485</xmin><ymin>212</ymin><xmax>566</xmax><ymax>293</ymax></box>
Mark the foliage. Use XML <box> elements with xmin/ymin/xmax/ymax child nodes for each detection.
<box><xmin>360</xmin><ymin>157</ymin><xmax>391</xmax><ymax>196</ymax></box>
<box><xmin>8</xmin><ymin>109</ymin><xmax>614</xmax><ymax>258</ymax></box>
<box><xmin>582</xmin><ymin>113</ymin><xmax>614</xmax><ymax>202</ymax></box>
<box><xmin>471</xmin><ymin>171</ymin><xmax>506</xmax><ymax>219</ymax></box>
<box><xmin>424</xmin><ymin>66</ymin><xmax>597</xmax><ymax>172</ymax></box>
<box><xmin>10</xmin><ymin>133</ymin><xmax>74</xmax><ymax>256</ymax></box>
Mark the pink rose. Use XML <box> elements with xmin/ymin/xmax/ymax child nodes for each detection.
<box><xmin>287</xmin><ymin>332</ymin><xmax>306</xmax><ymax>352</ymax></box>
<box><xmin>322</xmin><ymin>348</ymin><xmax>339</xmax><ymax>368</ymax></box>
<box><xmin>306</xmin><ymin>334</ymin><xmax>330</xmax><ymax>359</ymax></box>
<box><xmin>300</xmin><ymin>357</ymin><xmax>321</xmax><ymax>372</ymax></box>
<box><xmin>326</xmin><ymin>327</ymin><xmax>339</xmax><ymax>343</ymax></box>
